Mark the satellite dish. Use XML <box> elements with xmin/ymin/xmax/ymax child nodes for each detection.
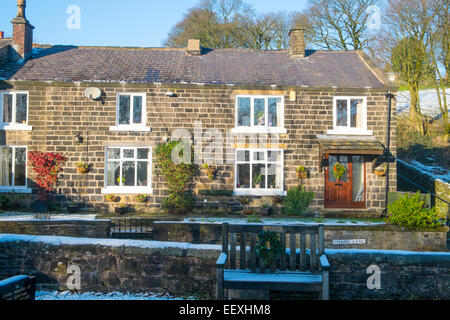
<box><xmin>84</xmin><ymin>87</ymin><xmax>102</xmax><ymax>100</ymax></box>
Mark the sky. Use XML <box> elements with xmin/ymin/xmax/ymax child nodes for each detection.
<box><xmin>0</xmin><ymin>0</ymin><xmax>308</xmax><ymax>47</ymax></box>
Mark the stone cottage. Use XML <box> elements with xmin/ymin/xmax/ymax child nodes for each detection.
<box><xmin>0</xmin><ymin>2</ymin><xmax>397</xmax><ymax>214</ymax></box>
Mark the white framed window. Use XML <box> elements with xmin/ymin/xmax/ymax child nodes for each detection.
<box><xmin>102</xmin><ymin>147</ymin><xmax>153</xmax><ymax>194</ymax></box>
<box><xmin>0</xmin><ymin>146</ymin><xmax>31</xmax><ymax>193</ymax></box>
<box><xmin>110</xmin><ymin>93</ymin><xmax>151</xmax><ymax>132</ymax></box>
<box><xmin>232</xmin><ymin>95</ymin><xmax>286</xmax><ymax>134</ymax></box>
<box><xmin>234</xmin><ymin>149</ymin><xmax>285</xmax><ymax>196</ymax></box>
<box><xmin>327</xmin><ymin>96</ymin><xmax>372</xmax><ymax>135</ymax></box>
<box><xmin>0</xmin><ymin>92</ymin><xmax>32</xmax><ymax>131</ymax></box>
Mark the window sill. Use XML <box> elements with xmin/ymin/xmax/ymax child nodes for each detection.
<box><xmin>101</xmin><ymin>187</ymin><xmax>153</xmax><ymax>195</ymax></box>
<box><xmin>0</xmin><ymin>188</ymin><xmax>32</xmax><ymax>194</ymax></box>
<box><xmin>326</xmin><ymin>129</ymin><xmax>373</xmax><ymax>136</ymax></box>
<box><xmin>234</xmin><ymin>189</ymin><xmax>286</xmax><ymax>197</ymax></box>
<box><xmin>110</xmin><ymin>125</ymin><xmax>152</xmax><ymax>132</ymax></box>
<box><xmin>231</xmin><ymin>127</ymin><xmax>287</xmax><ymax>134</ymax></box>
<box><xmin>0</xmin><ymin>125</ymin><xmax>33</xmax><ymax>131</ymax></box>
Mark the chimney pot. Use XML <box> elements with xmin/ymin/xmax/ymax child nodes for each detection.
<box><xmin>289</xmin><ymin>29</ymin><xmax>305</xmax><ymax>58</ymax></box>
<box><xmin>187</xmin><ymin>39</ymin><xmax>202</xmax><ymax>56</ymax></box>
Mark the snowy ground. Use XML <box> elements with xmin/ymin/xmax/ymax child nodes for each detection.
<box><xmin>0</xmin><ymin>212</ymin><xmax>98</xmax><ymax>221</ymax></box>
<box><xmin>181</xmin><ymin>218</ymin><xmax>384</xmax><ymax>226</ymax></box>
<box><xmin>397</xmin><ymin>89</ymin><xmax>450</xmax><ymax>118</ymax></box>
<box><xmin>36</xmin><ymin>291</ymin><xmax>195</xmax><ymax>301</ymax></box>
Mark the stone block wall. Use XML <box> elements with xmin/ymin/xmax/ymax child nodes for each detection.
<box><xmin>0</xmin><ymin>235</ymin><xmax>448</xmax><ymax>300</ymax></box>
<box><xmin>326</xmin><ymin>250</ymin><xmax>450</xmax><ymax>300</ymax></box>
<box><xmin>0</xmin><ymin>80</ymin><xmax>396</xmax><ymax>212</ymax></box>
<box><xmin>0</xmin><ymin>220</ymin><xmax>111</xmax><ymax>238</ymax></box>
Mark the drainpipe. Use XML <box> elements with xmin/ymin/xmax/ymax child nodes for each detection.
<box><xmin>384</xmin><ymin>92</ymin><xmax>395</xmax><ymax>216</ymax></box>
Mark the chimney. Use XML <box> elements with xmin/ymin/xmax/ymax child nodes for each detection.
<box><xmin>289</xmin><ymin>29</ymin><xmax>305</xmax><ymax>58</ymax></box>
<box><xmin>11</xmin><ymin>0</ymin><xmax>34</xmax><ymax>60</ymax></box>
<box><xmin>186</xmin><ymin>39</ymin><xmax>202</xmax><ymax>56</ymax></box>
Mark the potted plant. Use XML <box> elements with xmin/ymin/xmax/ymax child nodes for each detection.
<box><xmin>273</xmin><ymin>196</ymin><xmax>284</xmax><ymax>205</ymax></box>
<box><xmin>76</xmin><ymin>162</ymin><xmax>90</xmax><ymax>174</ymax></box>
<box><xmin>255</xmin><ymin>110</ymin><xmax>265</xmax><ymax>125</ymax></box>
<box><xmin>105</xmin><ymin>195</ymin><xmax>120</xmax><ymax>203</ymax></box>
<box><xmin>239</xmin><ymin>197</ymin><xmax>250</xmax><ymax>206</ymax></box>
<box><xmin>67</xmin><ymin>202</ymin><xmax>78</xmax><ymax>213</ymax></box>
<box><xmin>332</xmin><ymin>162</ymin><xmax>346</xmax><ymax>182</ymax></box>
<box><xmin>374</xmin><ymin>164</ymin><xmax>388</xmax><ymax>177</ymax></box>
<box><xmin>135</xmin><ymin>194</ymin><xmax>149</xmax><ymax>203</ymax></box>
<box><xmin>253</xmin><ymin>173</ymin><xmax>262</xmax><ymax>188</ymax></box>
<box><xmin>260</xmin><ymin>203</ymin><xmax>272</xmax><ymax>216</ymax></box>
<box><xmin>115</xmin><ymin>204</ymin><xmax>129</xmax><ymax>214</ymax></box>
<box><xmin>202</xmin><ymin>164</ymin><xmax>217</xmax><ymax>180</ymax></box>
<box><xmin>296</xmin><ymin>166</ymin><xmax>308</xmax><ymax>179</ymax></box>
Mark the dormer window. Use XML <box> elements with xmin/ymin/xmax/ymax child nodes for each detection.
<box><xmin>0</xmin><ymin>92</ymin><xmax>32</xmax><ymax>131</ymax></box>
<box><xmin>232</xmin><ymin>95</ymin><xmax>286</xmax><ymax>134</ymax></box>
<box><xmin>110</xmin><ymin>93</ymin><xmax>151</xmax><ymax>132</ymax></box>
<box><xmin>327</xmin><ymin>96</ymin><xmax>372</xmax><ymax>136</ymax></box>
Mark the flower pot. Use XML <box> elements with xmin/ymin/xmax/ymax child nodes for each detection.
<box><xmin>77</xmin><ymin>167</ymin><xmax>89</xmax><ymax>174</ymax></box>
<box><xmin>297</xmin><ymin>171</ymin><xmax>307</xmax><ymax>179</ymax></box>
<box><xmin>67</xmin><ymin>205</ymin><xmax>78</xmax><ymax>214</ymax></box>
<box><xmin>204</xmin><ymin>168</ymin><xmax>216</xmax><ymax>180</ymax></box>
<box><xmin>374</xmin><ymin>170</ymin><xmax>386</xmax><ymax>177</ymax></box>
<box><xmin>115</xmin><ymin>207</ymin><xmax>128</xmax><ymax>214</ymax></box>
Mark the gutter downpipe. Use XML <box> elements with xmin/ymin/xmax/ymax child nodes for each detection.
<box><xmin>384</xmin><ymin>92</ymin><xmax>395</xmax><ymax>216</ymax></box>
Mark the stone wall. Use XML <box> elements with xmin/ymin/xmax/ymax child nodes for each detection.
<box><xmin>435</xmin><ymin>180</ymin><xmax>450</xmax><ymax>220</ymax></box>
<box><xmin>0</xmin><ymin>80</ymin><xmax>397</xmax><ymax>212</ymax></box>
<box><xmin>0</xmin><ymin>220</ymin><xmax>111</xmax><ymax>238</ymax></box>
<box><xmin>326</xmin><ymin>249</ymin><xmax>450</xmax><ymax>300</ymax></box>
<box><xmin>0</xmin><ymin>235</ymin><xmax>448</xmax><ymax>300</ymax></box>
<box><xmin>154</xmin><ymin>222</ymin><xmax>448</xmax><ymax>252</ymax></box>
<box><xmin>397</xmin><ymin>159</ymin><xmax>450</xmax><ymax>219</ymax></box>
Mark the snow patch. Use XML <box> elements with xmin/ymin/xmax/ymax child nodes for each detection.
<box><xmin>326</xmin><ymin>248</ymin><xmax>450</xmax><ymax>256</ymax></box>
<box><xmin>0</xmin><ymin>233</ymin><xmax>221</xmax><ymax>251</ymax></box>
<box><xmin>397</xmin><ymin>159</ymin><xmax>450</xmax><ymax>184</ymax></box>
<box><xmin>0</xmin><ymin>213</ymin><xmax>100</xmax><ymax>222</ymax></box>
<box><xmin>35</xmin><ymin>291</ymin><xmax>196</xmax><ymax>301</ymax></box>
<box><xmin>179</xmin><ymin>218</ymin><xmax>385</xmax><ymax>226</ymax></box>
<box><xmin>397</xmin><ymin>89</ymin><xmax>450</xmax><ymax>118</ymax></box>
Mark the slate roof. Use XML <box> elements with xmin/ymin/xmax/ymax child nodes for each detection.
<box><xmin>0</xmin><ymin>46</ymin><xmax>386</xmax><ymax>87</ymax></box>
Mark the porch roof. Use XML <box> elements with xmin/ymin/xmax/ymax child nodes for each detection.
<box><xmin>317</xmin><ymin>135</ymin><xmax>385</xmax><ymax>173</ymax></box>
<box><xmin>317</xmin><ymin>135</ymin><xmax>385</xmax><ymax>155</ymax></box>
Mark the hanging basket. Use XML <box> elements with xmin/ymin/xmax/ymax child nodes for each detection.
<box><xmin>374</xmin><ymin>165</ymin><xmax>387</xmax><ymax>177</ymax></box>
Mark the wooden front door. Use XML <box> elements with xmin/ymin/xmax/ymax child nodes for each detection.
<box><xmin>325</xmin><ymin>155</ymin><xmax>366</xmax><ymax>209</ymax></box>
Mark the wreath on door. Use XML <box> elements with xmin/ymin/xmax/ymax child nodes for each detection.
<box><xmin>332</xmin><ymin>162</ymin><xmax>347</xmax><ymax>181</ymax></box>
<box><xmin>256</xmin><ymin>231</ymin><xmax>283</xmax><ymax>265</ymax></box>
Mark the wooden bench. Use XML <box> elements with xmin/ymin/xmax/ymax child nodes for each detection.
<box><xmin>0</xmin><ymin>275</ymin><xmax>37</xmax><ymax>300</ymax></box>
<box><xmin>216</xmin><ymin>223</ymin><xmax>330</xmax><ymax>300</ymax></box>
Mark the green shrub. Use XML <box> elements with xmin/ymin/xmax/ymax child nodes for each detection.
<box><xmin>0</xmin><ymin>196</ymin><xmax>12</xmax><ymax>210</ymax></box>
<box><xmin>282</xmin><ymin>186</ymin><xmax>315</xmax><ymax>216</ymax></box>
<box><xmin>387</xmin><ymin>192</ymin><xmax>445</xmax><ymax>230</ymax></box>
<box><xmin>162</xmin><ymin>191</ymin><xmax>196</xmax><ymax>214</ymax></box>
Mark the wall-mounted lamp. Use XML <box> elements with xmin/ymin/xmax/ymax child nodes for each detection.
<box><xmin>76</xmin><ymin>133</ymin><xmax>84</xmax><ymax>143</ymax></box>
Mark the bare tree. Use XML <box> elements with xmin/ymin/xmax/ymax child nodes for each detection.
<box><xmin>301</xmin><ymin>0</ymin><xmax>382</xmax><ymax>50</ymax></box>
